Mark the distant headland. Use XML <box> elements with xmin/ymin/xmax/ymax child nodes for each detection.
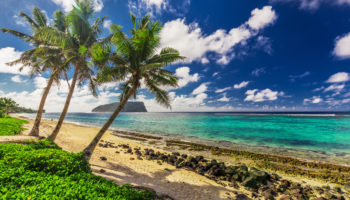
<box><xmin>92</xmin><ymin>102</ymin><xmax>147</xmax><ymax>112</ymax></box>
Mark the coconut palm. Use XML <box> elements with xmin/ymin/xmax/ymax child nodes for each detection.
<box><xmin>83</xmin><ymin>13</ymin><xmax>184</xmax><ymax>159</ymax></box>
<box><xmin>34</xmin><ymin>0</ymin><xmax>105</xmax><ymax>141</ymax></box>
<box><xmin>1</xmin><ymin>8</ymin><xmax>69</xmax><ymax>136</ymax></box>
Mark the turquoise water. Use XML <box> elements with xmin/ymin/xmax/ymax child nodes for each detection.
<box><xmin>25</xmin><ymin>112</ymin><xmax>350</xmax><ymax>155</ymax></box>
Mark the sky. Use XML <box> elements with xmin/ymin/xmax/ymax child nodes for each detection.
<box><xmin>1</xmin><ymin>0</ymin><xmax>350</xmax><ymax>112</ymax></box>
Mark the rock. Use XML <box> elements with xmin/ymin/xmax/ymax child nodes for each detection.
<box><xmin>100</xmin><ymin>156</ymin><xmax>107</xmax><ymax>161</ymax></box>
<box><xmin>137</xmin><ymin>156</ymin><xmax>143</xmax><ymax>160</ymax></box>
<box><xmin>241</xmin><ymin>168</ymin><xmax>269</xmax><ymax>189</ymax></box>
<box><xmin>127</xmin><ymin>148</ymin><xmax>132</xmax><ymax>153</ymax></box>
<box><xmin>195</xmin><ymin>155</ymin><xmax>204</xmax><ymax>162</ymax></box>
<box><xmin>115</xmin><ymin>151</ymin><xmax>120</xmax><ymax>153</ymax></box>
<box><xmin>157</xmin><ymin>160</ymin><xmax>162</xmax><ymax>165</ymax></box>
<box><xmin>235</xmin><ymin>194</ymin><xmax>251</xmax><ymax>200</ymax></box>
<box><xmin>130</xmin><ymin>157</ymin><xmax>135</xmax><ymax>160</ymax></box>
<box><xmin>172</xmin><ymin>152</ymin><xmax>180</xmax><ymax>156</ymax></box>
<box><xmin>261</xmin><ymin>189</ymin><xmax>276</xmax><ymax>200</ymax></box>
<box><xmin>207</xmin><ymin>166</ymin><xmax>225</xmax><ymax>177</ymax></box>
<box><xmin>99</xmin><ymin>169</ymin><xmax>105</xmax><ymax>173</ymax></box>
<box><xmin>181</xmin><ymin>154</ymin><xmax>187</xmax><ymax>159</ymax></box>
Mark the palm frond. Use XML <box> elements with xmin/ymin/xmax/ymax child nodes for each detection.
<box><xmin>144</xmin><ymin>76</ymin><xmax>171</xmax><ymax>108</ymax></box>
<box><xmin>33</xmin><ymin>7</ymin><xmax>47</xmax><ymax>27</ymax></box>
<box><xmin>19</xmin><ymin>12</ymin><xmax>39</xmax><ymax>29</ymax></box>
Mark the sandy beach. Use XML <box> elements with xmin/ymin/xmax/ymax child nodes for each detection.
<box><xmin>13</xmin><ymin>114</ymin><xmax>350</xmax><ymax>200</ymax></box>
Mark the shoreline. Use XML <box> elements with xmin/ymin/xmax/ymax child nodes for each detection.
<box><xmin>18</xmin><ymin>113</ymin><xmax>350</xmax><ymax>166</ymax></box>
<box><xmin>12</xmin><ymin>113</ymin><xmax>350</xmax><ymax>199</ymax></box>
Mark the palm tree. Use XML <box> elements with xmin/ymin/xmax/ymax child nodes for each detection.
<box><xmin>0</xmin><ymin>97</ymin><xmax>18</xmax><ymax>115</ymax></box>
<box><xmin>1</xmin><ymin>8</ymin><xmax>69</xmax><ymax>136</ymax></box>
<box><xmin>35</xmin><ymin>0</ymin><xmax>105</xmax><ymax>141</ymax></box>
<box><xmin>83</xmin><ymin>13</ymin><xmax>184</xmax><ymax>159</ymax></box>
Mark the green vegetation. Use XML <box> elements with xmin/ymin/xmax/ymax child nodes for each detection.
<box><xmin>0</xmin><ymin>116</ymin><xmax>28</xmax><ymax>136</ymax></box>
<box><xmin>0</xmin><ymin>140</ymin><xmax>154</xmax><ymax>200</ymax></box>
<box><xmin>0</xmin><ymin>97</ymin><xmax>38</xmax><ymax>115</ymax></box>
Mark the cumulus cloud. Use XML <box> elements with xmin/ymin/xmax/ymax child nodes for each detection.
<box><xmin>333</xmin><ymin>33</ymin><xmax>350</xmax><ymax>59</ymax></box>
<box><xmin>246</xmin><ymin>6</ymin><xmax>277</xmax><ymax>30</ymax></box>
<box><xmin>234</xmin><ymin>81</ymin><xmax>250</xmax><ymax>89</ymax></box>
<box><xmin>160</xmin><ymin>6</ymin><xmax>277</xmax><ymax>65</ymax></box>
<box><xmin>52</xmin><ymin>0</ymin><xmax>104</xmax><ymax>12</ymax></box>
<box><xmin>192</xmin><ymin>82</ymin><xmax>208</xmax><ymax>95</ymax></box>
<box><xmin>0</xmin><ymin>47</ymin><xmax>30</xmax><ymax>75</ymax></box>
<box><xmin>175</xmin><ymin>66</ymin><xmax>199</xmax><ymax>88</ymax></box>
<box><xmin>217</xmin><ymin>93</ymin><xmax>230</xmax><ymax>102</ymax></box>
<box><xmin>11</xmin><ymin>75</ymin><xmax>26</xmax><ymax>83</ymax></box>
<box><xmin>326</xmin><ymin>72</ymin><xmax>350</xmax><ymax>83</ymax></box>
<box><xmin>1</xmin><ymin>75</ymin><xmax>120</xmax><ymax>112</ymax></box>
<box><xmin>304</xmin><ymin>96</ymin><xmax>323</xmax><ymax>104</ymax></box>
<box><xmin>244</xmin><ymin>88</ymin><xmax>283</xmax><ymax>102</ymax></box>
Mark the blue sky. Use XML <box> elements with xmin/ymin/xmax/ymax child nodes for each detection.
<box><xmin>1</xmin><ymin>0</ymin><xmax>350</xmax><ymax>112</ymax></box>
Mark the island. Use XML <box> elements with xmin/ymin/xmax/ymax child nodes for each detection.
<box><xmin>91</xmin><ymin>102</ymin><xmax>147</xmax><ymax>112</ymax></box>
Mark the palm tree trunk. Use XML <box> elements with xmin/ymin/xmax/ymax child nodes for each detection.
<box><xmin>47</xmin><ymin>64</ymin><xmax>80</xmax><ymax>141</ymax></box>
<box><xmin>29</xmin><ymin>72</ymin><xmax>56</xmax><ymax>137</ymax></box>
<box><xmin>83</xmin><ymin>86</ymin><xmax>137</xmax><ymax>160</ymax></box>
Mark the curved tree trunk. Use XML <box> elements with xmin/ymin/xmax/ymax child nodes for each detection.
<box><xmin>29</xmin><ymin>71</ymin><xmax>56</xmax><ymax>137</ymax></box>
<box><xmin>47</xmin><ymin>64</ymin><xmax>80</xmax><ymax>141</ymax></box>
<box><xmin>83</xmin><ymin>86</ymin><xmax>136</xmax><ymax>160</ymax></box>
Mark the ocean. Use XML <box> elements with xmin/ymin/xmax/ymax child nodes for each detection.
<box><xmin>23</xmin><ymin>112</ymin><xmax>350</xmax><ymax>156</ymax></box>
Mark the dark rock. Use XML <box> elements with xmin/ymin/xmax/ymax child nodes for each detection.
<box><xmin>241</xmin><ymin>168</ymin><xmax>269</xmax><ymax>189</ymax></box>
<box><xmin>130</xmin><ymin>157</ymin><xmax>135</xmax><ymax>160</ymax></box>
<box><xmin>115</xmin><ymin>151</ymin><xmax>120</xmax><ymax>154</ymax></box>
<box><xmin>100</xmin><ymin>156</ymin><xmax>107</xmax><ymax>161</ymax></box>
<box><xmin>172</xmin><ymin>152</ymin><xmax>180</xmax><ymax>156</ymax></box>
<box><xmin>195</xmin><ymin>155</ymin><xmax>204</xmax><ymax>162</ymax></box>
<box><xmin>181</xmin><ymin>154</ymin><xmax>188</xmax><ymax>159</ymax></box>
<box><xmin>127</xmin><ymin>148</ymin><xmax>132</xmax><ymax>153</ymax></box>
<box><xmin>235</xmin><ymin>194</ymin><xmax>251</xmax><ymax>200</ymax></box>
<box><xmin>99</xmin><ymin>169</ymin><xmax>105</xmax><ymax>173</ymax></box>
<box><xmin>137</xmin><ymin>156</ymin><xmax>143</xmax><ymax>160</ymax></box>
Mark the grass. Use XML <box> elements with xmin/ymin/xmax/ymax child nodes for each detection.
<box><xmin>0</xmin><ymin>116</ymin><xmax>28</xmax><ymax>136</ymax></box>
<box><xmin>0</xmin><ymin>140</ymin><xmax>155</xmax><ymax>200</ymax></box>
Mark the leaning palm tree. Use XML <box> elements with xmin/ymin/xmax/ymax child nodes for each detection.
<box><xmin>83</xmin><ymin>13</ymin><xmax>184</xmax><ymax>159</ymax></box>
<box><xmin>35</xmin><ymin>0</ymin><xmax>105</xmax><ymax>141</ymax></box>
<box><xmin>1</xmin><ymin>8</ymin><xmax>69</xmax><ymax>136</ymax></box>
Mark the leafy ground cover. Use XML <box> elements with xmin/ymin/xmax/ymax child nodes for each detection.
<box><xmin>0</xmin><ymin>116</ymin><xmax>28</xmax><ymax>136</ymax></box>
<box><xmin>0</xmin><ymin>140</ymin><xmax>155</xmax><ymax>199</ymax></box>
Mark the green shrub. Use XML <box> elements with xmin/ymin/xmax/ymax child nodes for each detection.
<box><xmin>0</xmin><ymin>110</ymin><xmax>4</xmax><ymax>118</ymax></box>
<box><xmin>0</xmin><ymin>117</ymin><xmax>28</xmax><ymax>136</ymax></box>
<box><xmin>0</xmin><ymin>142</ymin><xmax>154</xmax><ymax>200</ymax></box>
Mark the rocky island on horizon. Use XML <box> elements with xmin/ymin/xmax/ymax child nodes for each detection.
<box><xmin>92</xmin><ymin>102</ymin><xmax>148</xmax><ymax>112</ymax></box>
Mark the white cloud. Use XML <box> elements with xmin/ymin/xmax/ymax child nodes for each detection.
<box><xmin>234</xmin><ymin>81</ymin><xmax>250</xmax><ymax>89</ymax></box>
<box><xmin>11</xmin><ymin>75</ymin><xmax>26</xmax><ymax>83</ymax></box>
<box><xmin>160</xmin><ymin>6</ymin><xmax>277</xmax><ymax>65</ymax></box>
<box><xmin>192</xmin><ymin>82</ymin><xmax>208</xmax><ymax>95</ymax></box>
<box><xmin>247</xmin><ymin>6</ymin><xmax>277</xmax><ymax>30</ymax></box>
<box><xmin>289</xmin><ymin>71</ymin><xmax>310</xmax><ymax>82</ymax></box>
<box><xmin>244</xmin><ymin>88</ymin><xmax>282</xmax><ymax>102</ymax></box>
<box><xmin>304</xmin><ymin>96</ymin><xmax>323</xmax><ymax>104</ymax></box>
<box><xmin>175</xmin><ymin>66</ymin><xmax>199</xmax><ymax>88</ymax></box>
<box><xmin>0</xmin><ymin>47</ymin><xmax>30</xmax><ymax>75</ymax></box>
<box><xmin>52</xmin><ymin>0</ymin><xmax>104</xmax><ymax>12</ymax></box>
<box><xmin>13</xmin><ymin>15</ymin><xmax>27</xmax><ymax>27</ymax></box>
<box><xmin>217</xmin><ymin>93</ymin><xmax>230</xmax><ymax>102</ymax></box>
<box><xmin>103</xmin><ymin>19</ymin><xmax>112</xmax><ymax>29</ymax></box>
<box><xmin>326</xmin><ymin>72</ymin><xmax>350</xmax><ymax>83</ymax></box>
<box><xmin>333</xmin><ymin>33</ymin><xmax>350</xmax><ymax>59</ymax></box>
<box><xmin>251</xmin><ymin>67</ymin><xmax>266</xmax><ymax>77</ymax></box>
<box><xmin>215</xmin><ymin>87</ymin><xmax>231</xmax><ymax>93</ymax></box>
<box><xmin>270</xmin><ymin>0</ymin><xmax>350</xmax><ymax>11</ymax></box>
<box><xmin>324</xmin><ymin>84</ymin><xmax>345</xmax><ymax>92</ymax></box>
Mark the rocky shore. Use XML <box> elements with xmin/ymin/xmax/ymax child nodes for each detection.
<box><xmin>98</xmin><ymin>139</ymin><xmax>350</xmax><ymax>200</ymax></box>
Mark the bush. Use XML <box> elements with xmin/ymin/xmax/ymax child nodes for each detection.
<box><xmin>0</xmin><ymin>141</ymin><xmax>154</xmax><ymax>200</ymax></box>
<box><xmin>0</xmin><ymin>110</ymin><xmax>4</xmax><ymax>118</ymax></box>
<box><xmin>0</xmin><ymin>117</ymin><xmax>28</xmax><ymax>136</ymax></box>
